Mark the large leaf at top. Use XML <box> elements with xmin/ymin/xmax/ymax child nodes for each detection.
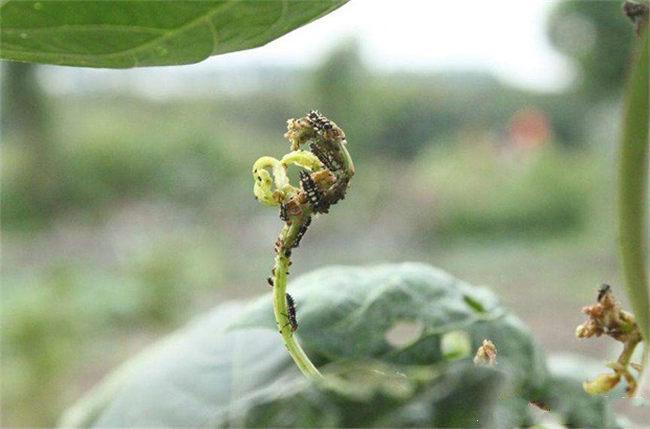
<box><xmin>0</xmin><ymin>0</ymin><xmax>347</xmax><ymax>68</ymax></box>
<box><xmin>60</xmin><ymin>263</ymin><xmax>615</xmax><ymax>428</ymax></box>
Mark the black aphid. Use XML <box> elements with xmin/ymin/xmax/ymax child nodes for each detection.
<box><xmin>285</xmin><ymin>293</ymin><xmax>298</xmax><ymax>332</ymax></box>
<box><xmin>299</xmin><ymin>171</ymin><xmax>328</xmax><ymax>212</ymax></box>
<box><xmin>279</xmin><ymin>203</ymin><xmax>289</xmax><ymax>222</ymax></box>
<box><xmin>310</xmin><ymin>143</ymin><xmax>342</xmax><ymax>173</ymax></box>
<box><xmin>306</xmin><ymin>110</ymin><xmax>334</xmax><ymax>134</ymax></box>
<box><xmin>292</xmin><ymin>216</ymin><xmax>311</xmax><ymax>248</ymax></box>
<box><xmin>598</xmin><ymin>284</ymin><xmax>611</xmax><ymax>302</ymax></box>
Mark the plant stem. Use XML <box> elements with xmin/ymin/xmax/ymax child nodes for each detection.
<box><xmin>618</xmin><ymin>27</ymin><xmax>649</xmax><ymax>365</ymax></box>
<box><xmin>272</xmin><ymin>218</ymin><xmax>322</xmax><ymax>380</ymax></box>
<box><xmin>255</xmin><ymin>111</ymin><xmax>353</xmax><ymax>379</ymax></box>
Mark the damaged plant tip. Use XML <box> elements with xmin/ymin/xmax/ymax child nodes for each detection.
<box><xmin>577</xmin><ymin>284</ymin><xmax>644</xmax><ymax>397</ymax></box>
<box><xmin>252</xmin><ymin>110</ymin><xmax>354</xmax><ymax>379</ymax></box>
<box><xmin>473</xmin><ymin>339</ymin><xmax>497</xmax><ymax>367</ymax></box>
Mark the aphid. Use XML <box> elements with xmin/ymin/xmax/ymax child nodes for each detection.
<box><xmin>323</xmin><ymin>176</ymin><xmax>350</xmax><ymax>208</ymax></box>
<box><xmin>267</xmin><ymin>277</ymin><xmax>274</xmax><ymax>287</ymax></box>
<box><xmin>598</xmin><ymin>284</ymin><xmax>611</xmax><ymax>302</ymax></box>
<box><xmin>279</xmin><ymin>203</ymin><xmax>289</xmax><ymax>222</ymax></box>
<box><xmin>306</xmin><ymin>110</ymin><xmax>335</xmax><ymax>134</ymax></box>
<box><xmin>310</xmin><ymin>143</ymin><xmax>342</xmax><ymax>173</ymax></box>
<box><xmin>284</xmin><ymin>293</ymin><xmax>298</xmax><ymax>332</ymax></box>
<box><xmin>274</xmin><ymin>238</ymin><xmax>283</xmax><ymax>254</ymax></box>
<box><xmin>299</xmin><ymin>171</ymin><xmax>327</xmax><ymax>212</ymax></box>
<box><xmin>292</xmin><ymin>216</ymin><xmax>311</xmax><ymax>248</ymax></box>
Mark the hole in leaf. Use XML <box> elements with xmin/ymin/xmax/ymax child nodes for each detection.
<box><xmin>385</xmin><ymin>320</ymin><xmax>425</xmax><ymax>348</ymax></box>
<box><xmin>441</xmin><ymin>330</ymin><xmax>472</xmax><ymax>361</ymax></box>
<box><xmin>463</xmin><ymin>295</ymin><xmax>486</xmax><ymax>313</ymax></box>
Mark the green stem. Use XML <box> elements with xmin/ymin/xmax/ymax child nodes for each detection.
<box><xmin>618</xmin><ymin>28</ymin><xmax>649</xmax><ymax>369</ymax></box>
<box><xmin>272</xmin><ymin>219</ymin><xmax>322</xmax><ymax>380</ymax></box>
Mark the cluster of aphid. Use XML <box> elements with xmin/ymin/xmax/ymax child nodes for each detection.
<box><xmin>302</xmin><ymin>110</ymin><xmax>352</xmax><ymax>213</ymax></box>
<box><xmin>255</xmin><ymin>111</ymin><xmax>354</xmax><ymax>336</ymax></box>
<box><xmin>306</xmin><ymin>110</ymin><xmax>334</xmax><ymax>131</ymax></box>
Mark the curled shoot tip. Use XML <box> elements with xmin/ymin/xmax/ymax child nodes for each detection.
<box><xmin>251</xmin><ymin>110</ymin><xmax>354</xmax><ymax>380</ymax></box>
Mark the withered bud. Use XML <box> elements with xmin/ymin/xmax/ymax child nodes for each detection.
<box><xmin>473</xmin><ymin>339</ymin><xmax>497</xmax><ymax>367</ymax></box>
<box><xmin>576</xmin><ymin>285</ymin><xmax>639</xmax><ymax>343</ymax></box>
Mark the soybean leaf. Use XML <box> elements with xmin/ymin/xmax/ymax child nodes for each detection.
<box><xmin>61</xmin><ymin>263</ymin><xmax>615</xmax><ymax>428</ymax></box>
<box><xmin>231</xmin><ymin>263</ymin><xmax>546</xmax><ymax>392</ymax></box>
<box><xmin>0</xmin><ymin>0</ymin><xmax>347</xmax><ymax>68</ymax></box>
<box><xmin>59</xmin><ymin>303</ymin><xmax>300</xmax><ymax>428</ymax></box>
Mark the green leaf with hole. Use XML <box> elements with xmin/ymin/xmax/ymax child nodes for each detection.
<box><xmin>0</xmin><ymin>0</ymin><xmax>347</xmax><ymax>68</ymax></box>
<box><xmin>60</xmin><ymin>263</ymin><xmax>615</xmax><ymax>428</ymax></box>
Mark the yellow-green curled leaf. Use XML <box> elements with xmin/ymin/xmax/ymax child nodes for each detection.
<box><xmin>281</xmin><ymin>150</ymin><xmax>324</xmax><ymax>172</ymax></box>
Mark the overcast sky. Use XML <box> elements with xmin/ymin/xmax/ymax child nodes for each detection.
<box><xmin>198</xmin><ymin>0</ymin><xmax>574</xmax><ymax>92</ymax></box>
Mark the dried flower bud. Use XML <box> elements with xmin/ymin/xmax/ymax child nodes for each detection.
<box><xmin>577</xmin><ymin>285</ymin><xmax>643</xmax><ymax>397</ymax></box>
<box><xmin>576</xmin><ymin>319</ymin><xmax>600</xmax><ymax>338</ymax></box>
<box><xmin>473</xmin><ymin>339</ymin><xmax>497</xmax><ymax>367</ymax></box>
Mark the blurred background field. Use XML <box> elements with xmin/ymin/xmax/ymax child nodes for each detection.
<box><xmin>1</xmin><ymin>0</ymin><xmax>644</xmax><ymax>426</ymax></box>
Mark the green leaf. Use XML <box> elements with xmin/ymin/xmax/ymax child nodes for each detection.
<box><xmin>60</xmin><ymin>303</ymin><xmax>300</xmax><ymax>428</ymax></box>
<box><xmin>231</xmin><ymin>263</ymin><xmax>545</xmax><ymax>390</ymax></box>
<box><xmin>0</xmin><ymin>0</ymin><xmax>347</xmax><ymax>68</ymax></box>
<box><xmin>61</xmin><ymin>263</ymin><xmax>614</xmax><ymax>428</ymax></box>
<box><xmin>241</xmin><ymin>360</ymin><xmax>507</xmax><ymax>428</ymax></box>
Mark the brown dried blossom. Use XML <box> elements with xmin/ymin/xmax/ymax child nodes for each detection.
<box><xmin>473</xmin><ymin>339</ymin><xmax>497</xmax><ymax>367</ymax></box>
<box><xmin>577</xmin><ymin>285</ymin><xmax>643</xmax><ymax>397</ymax></box>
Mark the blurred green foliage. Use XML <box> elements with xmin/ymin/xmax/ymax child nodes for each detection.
<box><xmin>63</xmin><ymin>264</ymin><xmax>616</xmax><ymax>428</ymax></box>
<box><xmin>416</xmin><ymin>145</ymin><xmax>594</xmax><ymax>241</ymax></box>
